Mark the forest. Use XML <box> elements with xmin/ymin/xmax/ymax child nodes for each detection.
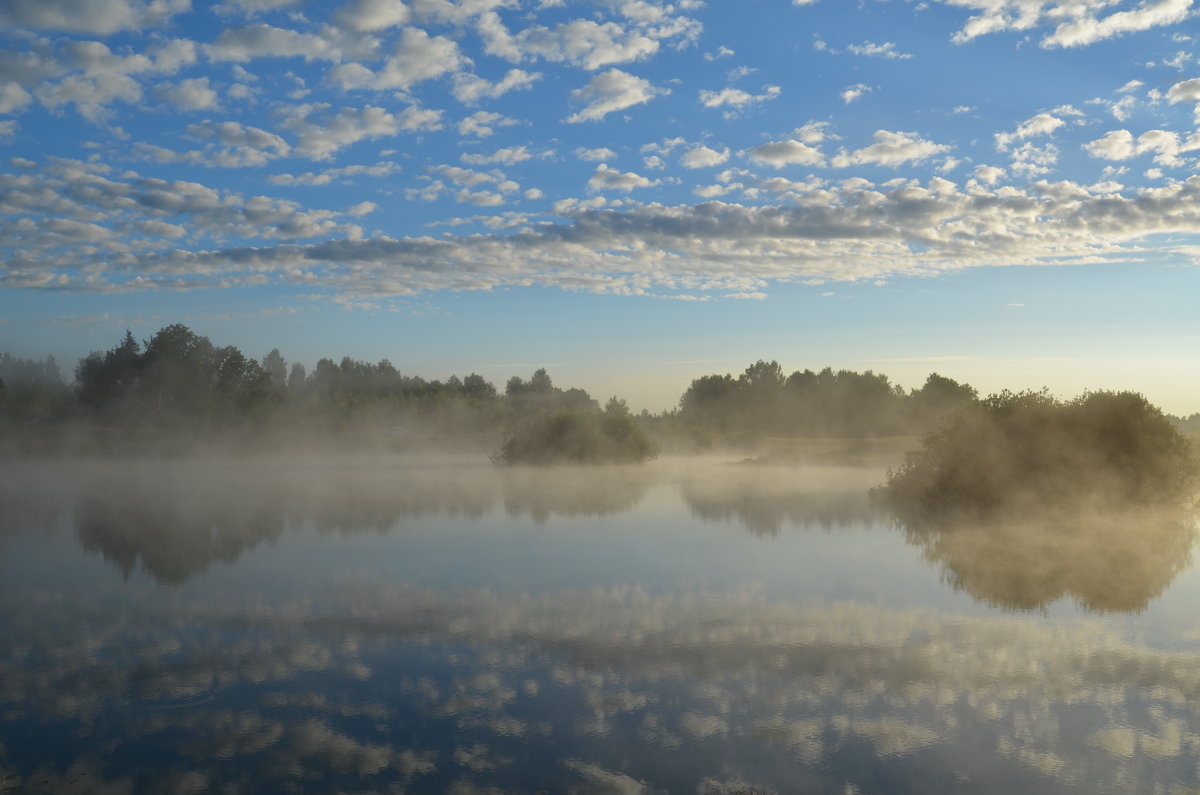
<box><xmin>2</xmin><ymin>323</ymin><xmax>1197</xmax><ymax>460</ymax></box>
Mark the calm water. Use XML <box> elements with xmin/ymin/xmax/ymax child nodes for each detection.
<box><xmin>2</xmin><ymin>456</ymin><xmax>1200</xmax><ymax>794</ymax></box>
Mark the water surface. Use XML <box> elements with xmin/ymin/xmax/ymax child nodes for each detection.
<box><xmin>2</xmin><ymin>456</ymin><xmax>1199</xmax><ymax>793</ymax></box>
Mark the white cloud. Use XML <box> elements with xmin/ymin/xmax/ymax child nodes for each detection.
<box><xmin>832</xmin><ymin>130</ymin><xmax>949</xmax><ymax>168</ymax></box>
<box><xmin>154</xmin><ymin>77</ymin><xmax>220</xmax><ymax>111</ymax></box>
<box><xmin>1167</xmin><ymin>77</ymin><xmax>1200</xmax><ymax>119</ymax></box>
<box><xmin>1044</xmin><ymin>0</ymin><xmax>1192</xmax><ymax>47</ymax></box>
<box><xmin>0</xmin><ymin>81</ymin><xmax>33</xmax><ymax>114</ymax></box>
<box><xmin>452</xmin><ymin>68</ymin><xmax>540</xmax><ymax>104</ymax></box>
<box><xmin>698</xmin><ymin>85</ymin><xmax>780</xmax><ymax>110</ymax></box>
<box><xmin>333</xmin><ymin>26</ymin><xmax>465</xmax><ymax>91</ymax></box>
<box><xmin>841</xmin><ymin>83</ymin><xmax>871</xmax><ymax>104</ymax></box>
<box><xmin>431</xmin><ymin>164</ymin><xmax>518</xmax><ymax>194</ymax></box>
<box><xmin>1108</xmin><ymin>94</ymin><xmax>1137</xmax><ymax>121</ymax></box>
<box><xmin>36</xmin><ymin>174</ymin><xmax>1200</xmax><ymax>299</ymax></box>
<box><xmin>0</xmin><ymin>0</ymin><xmax>190</xmax><ymax>34</ymax></box>
<box><xmin>267</xmin><ymin>161</ymin><xmax>400</xmax><ymax>186</ymax></box>
<box><xmin>189</xmin><ymin>119</ymin><xmax>290</xmax><ymax>155</ymax></box>
<box><xmin>747</xmin><ymin>139</ymin><xmax>826</xmax><ymax>168</ymax></box>
<box><xmin>457</xmin><ymin>110</ymin><xmax>518</xmax><ymax>138</ymax></box>
<box><xmin>331</xmin><ymin>0</ymin><xmax>410</xmax><ymax>31</ymax></box>
<box><xmin>480</xmin><ymin>15</ymin><xmax>657</xmax><ymax>71</ymax></box>
<box><xmin>943</xmin><ymin>0</ymin><xmax>1192</xmax><ymax>48</ymax></box>
<box><xmin>215</xmin><ymin>0</ymin><xmax>302</xmax><ymax>11</ymax></box>
<box><xmin>455</xmin><ymin>188</ymin><xmax>506</xmax><ymax>206</ymax></box>
<box><xmin>1010</xmin><ymin>141</ymin><xmax>1059</xmax><ymax>176</ymax></box>
<box><xmin>680</xmin><ymin>145</ymin><xmax>730</xmax><ymax>169</ymax></box>
<box><xmin>565</xmin><ymin>69</ymin><xmax>663</xmax><ymax>123</ymax></box>
<box><xmin>846</xmin><ymin>41</ymin><xmax>913</xmax><ymax>59</ymax></box>
<box><xmin>576</xmin><ymin>146</ymin><xmax>616</xmax><ymax>161</ymax></box>
<box><xmin>461</xmin><ymin>145</ymin><xmax>542</xmax><ymax>165</ymax></box>
<box><xmin>703</xmin><ymin>45</ymin><xmax>734</xmax><ymax>61</ymax></box>
<box><xmin>477</xmin><ymin>6</ymin><xmax>700</xmax><ymax>71</ymax></box>
<box><xmin>588</xmin><ymin>163</ymin><xmax>659</xmax><ymax>191</ymax></box>
<box><xmin>1084</xmin><ymin>128</ymin><xmax>1200</xmax><ymax>167</ymax></box>
<box><xmin>206</xmin><ymin>23</ymin><xmax>343</xmax><ymax>62</ymax></box>
<box><xmin>995</xmin><ymin>112</ymin><xmax>1067</xmax><ymax>151</ymax></box>
<box><xmin>972</xmin><ymin>165</ymin><xmax>1006</xmax><ymax>185</ymax></box>
<box><xmin>281</xmin><ymin>104</ymin><xmax>440</xmax><ymax>160</ymax></box>
<box><xmin>36</xmin><ymin>72</ymin><xmax>143</xmax><ymax>121</ymax></box>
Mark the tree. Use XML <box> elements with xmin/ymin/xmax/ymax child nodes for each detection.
<box><xmin>288</xmin><ymin>362</ymin><xmax>307</xmax><ymax>391</ymax></box>
<box><xmin>76</xmin><ymin>329</ymin><xmax>141</xmax><ymax>412</ymax></box>
<box><xmin>262</xmin><ymin>348</ymin><xmax>288</xmax><ymax>391</ymax></box>
<box><xmin>139</xmin><ymin>324</ymin><xmax>216</xmax><ymax>418</ymax></box>
<box><xmin>462</xmin><ymin>373</ymin><xmax>497</xmax><ymax>401</ymax></box>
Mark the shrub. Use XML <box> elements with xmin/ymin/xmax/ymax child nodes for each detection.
<box><xmin>878</xmin><ymin>389</ymin><xmax>1198</xmax><ymax>517</ymax></box>
<box><xmin>495</xmin><ymin>410</ymin><xmax>658</xmax><ymax>465</ymax></box>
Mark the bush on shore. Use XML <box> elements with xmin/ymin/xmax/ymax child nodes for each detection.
<box><xmin>877</xmin><ymin>390</ymin><xmax>1198</xmax><ymax>517</ymax></box>
<box><xmin>495</xmin><ymin>410</ymin><xmax>658</xmax><ymax>465</ymax></box>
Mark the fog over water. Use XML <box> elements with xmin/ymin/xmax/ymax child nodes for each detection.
<box><xmin>2</xmin><ymin>455</ymin><xmax>1199</xmax><ymax>793</ymax></box>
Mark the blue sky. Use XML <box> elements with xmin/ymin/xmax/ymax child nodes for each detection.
<box><xmin>2</xmin><ymin>0</ymin><xmax>1200</xmax><ymax>413</ymax></box>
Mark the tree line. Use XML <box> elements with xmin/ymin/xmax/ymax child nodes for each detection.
<box><xmin>2</xmin><ymin>324</ymin><xmax>1195</xmax><ymax>455</ymax></box>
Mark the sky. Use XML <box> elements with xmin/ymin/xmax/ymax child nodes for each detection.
<box><xmin>2</xmin><ymin>0</ymin><xmax>1200</xmax><ymax>414</ymax></box>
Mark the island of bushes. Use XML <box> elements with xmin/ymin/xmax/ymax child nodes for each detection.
<box><xmin>876</xmin><ymin>389</ymin><xmax>1198</xmax><ymax>516</ymax></box>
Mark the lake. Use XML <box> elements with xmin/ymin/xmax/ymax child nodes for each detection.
<box><xmin>2</xmin><ymin>455</ymin><xmax>1199</xmax><ymax>793</ymax></box>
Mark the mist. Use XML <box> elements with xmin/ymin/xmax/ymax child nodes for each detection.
<box><xmin>3</xmin><ymin>324</ymin><xmax>1200</xmax><ymax>792</ymax></box>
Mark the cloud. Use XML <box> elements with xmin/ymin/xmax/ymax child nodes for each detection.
<box><xmin>180</xmin><ymin>119</ymin><xmax>291</xmax><ymax>165</ymax></box>
<box><xmin>1043</xmin><ymin>0</ymin><xmax>1192</xmax><ymax>47</ymax></box>
<box><xmin>587</xmin><ymin>163</ymin><xmax>659</xmax><ymax>191</ymax></box>
<box><xmin>995</xmin><ymin>112</ymin><xmax>1067</xmax><ymax>151</ymax></box>
<box><xmin>1009</xmin><ymin>142</ymin><xmax>1059</xmax><ymax>176</ymax></box>
<box><xmin>457</xmin><ymin>110</ymin><xmax>518</xmax><ymax>138</ymax></box>
<box><xmin>461</xmin><ymin>145</ymin><xmax>545</xmax><ymax>165</ymax></box>
<box><xmin>1084</xmin><ymin>128</ymin><xmax>1200</xmax><ymax>167</ymax></box>
<box><xmin>576</xmin><ymin>146</ymin><xmax>617</xmax><ymax>161</ymax></box>
<box><xmin>477</xmin><ymin>6</ymin><xmax>700</xmax><ymax>71</ymax></box>
<box><xmin>0</xmin><ymin>81</ymin><xmax>34</xmax><ymax>114</ymax></box>
<box><xmin>452</xmin><ymin>68</ymin><xmax>541</xmax><ymax>104</ymax></box>
<box><xmin>565</xmin><ymin>69</ymin><xmax>664</xmax><ymax>123</ymax></box>
<box><xmin>0</xmin><ymin>0</ymin><xmax>190</xmax><ymax>34</ymax></box>
<box><xmin>206</xmin><ymin>23</ymin><xmax>344</xmax><ymax>62</ymax></box>
<box><xmin>972</xmin><ymin>165</ymin><xmax>1006</xmax><ymax>185</ymax></box>
<box><xmin>36</xmin><ymin>72</ymin><xmax>143</xmax><ymax>121</ymax></box>
<box><xmin>280</xmin><ymin>103</ymin><xmax>441</xmax><ymax>160</ymax></box>
<box><xmin>747</xmin><ymin>139</ymin><xmax>826</xmax><ymax>168</ymax></box>
<box><xmin>330</xmin><ymin>0</ymin><xmax>410</xmax><ymax>31</ymax></box>
<box><xmin>698</xmin><ymin>85</ymin><xmax>780</xmax><ymax>111</ymax></box>
<box><xmin>841</xmin><ymin>83</ymin><xmax>870</xmax><ymax>104</ymax></box>
<box><xmin>943</xmin><ymin>0</ymin><xmax>1193</xmax><ymax>48</ymax></box>
<box><xmin>846</xmin><ymin>41</ymin><xmax>913</xmax><ymax>59</ymax></box>
<box><xmin>1167</xmin><ymin>77</ymin><xmax>1200</xmax><ymax>117</ymax></box>
<box><xmin>680</xmin><ymin>146</ymin><xmax>730</xmax><ymax>169</ymax></box>
<box><xmin>332</xmin><ymin>27</ymin><xmax>465</xmax><ymax>91</ymax></box>
<box><xmin>831</xmin><ymin>130</ymin><xmax>948</xmax><ymax>168</ymax></box>
<box><xmin>154</xmin><ymin>77</ymin><xmax>220</xmax><ymax>111</ymax></box>
<box><xmin>267</xmin><ymin>161</ymin><xmax>400</xmax><ymax>186</ymax></box>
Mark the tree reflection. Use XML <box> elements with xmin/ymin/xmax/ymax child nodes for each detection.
<box><xmin>898</xmin><ymin>507</ymin><xmax>1198</xmax><ymax>612</ymax></box>
<box><xmin>54</xmin><ymin>461</ymin><xmax>653</xmax><ymax>582</ymax></box>
<box><xmin>680</xmin><ymin>466</ymin><xmax>882</xmax><ymax>535</ymax></box>
<box><xmin>75</xmin><ymin>485</ymin><xmax>286</xmax><ymax>584</ymax></box>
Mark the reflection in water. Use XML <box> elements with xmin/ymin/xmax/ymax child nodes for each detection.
<box><xmin>5</xmin><ymin>459</ymin><xmax>880</xmax><ymax>584</ymax></box>
<box><xmin>6</xmin><ymin>458</ymin><xmax>1200</xmax><ymax>791</ymax></box>
<box><xmin>0</xmin><ymin>460</ymin><xmax>654</xmax><ymax>584</ymax></box>
<box><xmin>7</xmin><ymin>579</ymin><xmax>1200</xmax><ymax>792</ymax></box>
<box><xmin>680</xmin><ymin>462</ymin><xmax>884</xmax><ymax>536</ymax></box>
<box><xmin>900</xmin><ymin>508</ymin><xmax>1198</xmax><ymax>612</ymax></box>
